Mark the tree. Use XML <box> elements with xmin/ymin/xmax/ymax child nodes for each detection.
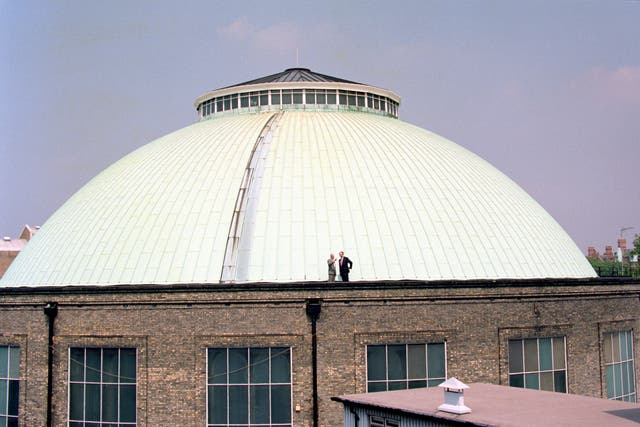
<box><xmin>631</xmin><ymin>234</ymin><xmax>640</xmax><ymax>257</ymax></box>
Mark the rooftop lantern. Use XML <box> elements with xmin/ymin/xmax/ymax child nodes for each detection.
<box><xmin>437</xmin><ymin>377</ymin><xmax>471</xmax><ymax>415</ymax></box>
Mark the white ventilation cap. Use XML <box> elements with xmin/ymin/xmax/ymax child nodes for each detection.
<box><xmin>438</xmin><ymin>377</ymin><xmax>471</xmax><ymax>414</ymax></box>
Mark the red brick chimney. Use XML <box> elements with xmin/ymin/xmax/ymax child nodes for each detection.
<box><xmin>618</xmin><ymin>239</ymin><xmax>627</xmax><ymax>253</ymax></box>
<box><xmin>603</xmin><ymin>245</ymin><xmax>615</xmax><ymax>262</ymax></box>
<box><xmin>587</xmin><ymin>247</ymin><xmax>600</xmax><ymax>260</ymax></box>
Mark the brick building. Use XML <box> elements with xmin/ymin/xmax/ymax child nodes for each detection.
<box><xmin>1</xmin><ymin>69</ymin><xmax>636</xmax><ymax>427</ymax></box>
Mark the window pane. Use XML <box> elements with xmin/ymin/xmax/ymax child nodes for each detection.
<box><xmin>69</xmin><ymin>383</ymin><xmax>84</xmax><ymax>420</ymax></box>
<box><xmin>216</xmin><ymin>99</ymin><xmax>223</xmax><ymax>112</ymax></box>
<box><xmin>427</xmin><ymin>343</ymin><xmax>446</xmax><ymax>379</ymax></box>
<box><xmin>428</xmin><ymin>379</ymin><xmax>443</xmax><ymax>387</ymax></box>
<box><xmin>553</xmin><ymin>338</ymin><xmax>566</xmax><ymax>369</ymax></box>
<box><xmin>282</xmin><ymin>92</ymin><xmax>292</xmax><ymax>104</ymax></box>
<box><xmin>250</xmin><ymin>385</ymin><xmax>269</xmax><ymax>424</ymax></box>
<box><xmin>388</xmin><ymin>381</ymin><xmax>407</xmax><ymax>390</ymax></box>
<box><xmin>613</xmin><ymin>332</ymin><xmax>622</xmax><ymax>362</ymax></box>
<box><xmin>260</xmin><ymin>93</ymin><xmax>268</xmax><ymax>106</ymax></box>
<box><xmin>70</xmin><ymin>348</ymin><xmax>84</xmax><ymax>382</ymax></box>
<box><xmin>408</xmin><ymin>380</ymin><xmax>427</xmax><ymax>389</ymax></box>
<box><xmin>626</xmin><ymin>331</ymin><xmax>633</xmax><ymax>361</ymax></box>
<box><xmin>102</xmin><ymin>349</ymin><xmax>118</xmax><ymax>383</ymax></box>
<box><xmin>102</xmin><ymin>384</ymin><xmax>118</xmax><ymax>422</ymax></box>
<box><xmin>357</xmin><ymin>95</ymin><xmax>365</xmax><ymax>107</ymax></box>
<box><xmin>604</xmin><ymin>334</ymin><xmax>613</xmax><ymax>364</ymax></box>
<box><xmin>85</xmin><ymin>383</ymin><xmax>100</xmax><ymax>421</ymax></box>
<box><xmin>509</xmin><ymin>374</ymin><xmax>524</xmax><ymax>388</ymax></box>
<box><xmin>316</xmin><ymin>92</ymin><xmax>325</xmax><ymax>104</ymax></box>
<box><xmin>208</xmin><ymin>385</ymin><xmax>227</xmax><ymax>424</ymax></box>
<box><xmin>209</xmin><ymin>348</ymin><xmax>227</xmax><ymax>384</ymax></box>
<box><xmin>271</xmin><ymin>385</ymin><xmax>291</xmax><ymax>423</ymax></box>
<box><xmin>407</xmin><ymin>345</ymin><xmax>426</xmax><ymax>379</ymax></box>
<box><xmin>229</xmin><ymin>385</ymin><xmax>248</xmax><ymax>424</ymax></box>
<box><xmin>367</xmin><ymin>346</ymin><xmax>386</xmax><ymax>381</ymax></box>
<box><xmin>606</xmin><ymin>365</ymin><xmax>615</xmax><ymax>398</ymax></box>
<box><xmin>524</xmin><ymin>339</ymin><xmax>538</xmax><ymax>372</ymax></box>
<box><xmin>120</xmin><ymin>384</ymin><xmax>136</xmax><ymax>422</ymax></box>
<box><xmin>86</xmin><ymin>349</ymin><xmax>101</xmax><ymax>383</ymax></box>
<box><xmin>540</xmin><ymin>371</ymin><xmax>554</xmax><ymax>391</ymax></box>
<box><xmin>120</xmin><ymin>349</ymin><xmax>136</xmax><ymax>384</ymax></box>
<box><xmin>615</xmin><ymin>363</ymin><xmax>624</xmax><ymax>397</ymax></box>
<box><xmin>241</xmin><ymin>96</ymin><xmax>249</xmax><ymax>108</ymax></box>
<box><xmin>8</xmin><ymin>417</ymin><xmax>17</xmax><ymax>427</ymax></box>
<box><xmin>508</xmin><ymin>340</ymin><xmax>523</xmax><ymax>373</ymax></box>
<box><xmin>271</xmin><ymin>348</ymin><xmax>290</xmax><ymax>383</ymax></box>
<box><xmin>305</xmin><ymin>91</ymin><xmax>315</xmax><ymax>104</ymax></box>
<box><xmin>367</xmin><ymin>382</ymin><xmax>386</xmax><ymax>392</ymax></box>
<box><xmin>271</xmin><ymin>93</ymin><xmax>280</xmax><ymax>105</ymax></box>
<box><xmin>0</xmin><ymin>380</ymin><xmax>6</xmax><ymax>414</ymax></box>
<box><xmin>7</xmin><ymin>381</ymin><xmax>18</xmax><ymax>416</ymax></box>
<box><xmin>250</xmin><ymin>348</ymin><xmax>269</xmax><ymax>383</ymax></box>
<box><xmin>293</xmin><ymin>91</ymin><xmax>303</xmax><ymax>104</ymax></box>
<box><xmin>539</xmin><ymin>338</ymin><xmax>552</xmax><ymax>371</ymax></box>
<box><xmin>553</xmin><ymin>371</ymin><xmax>567</xmax><ymax>393</ymax></box>
<box><xmin>232</xmin><ymin>97</ymin><xmax>238</xmax><ymax>109</ymax></box>
<box><xmin>0</xmin><ymin>347</ymin><xmax>6</xmax><ymax>377</ymax></box>
<box><xmin>387</xmin><ymin>345</ymin><xmax>406</xmax><ymax>380</ymax></box>
<box><xmin>339</xmin><ymin>93</ymin><xmax>347</xmax><ymax>105</ymax></box>
<box><xmin>229</xmin><ymin>349</ymin><xmax>248</xmax><ymax>384</ymax></box>
<box><xmin>327</xmin><ymin>92</ymin><xmax>336</xmax><ymax>104</ymax></box>
<box><xmin>7</xmin><ymin>348</ymin><xmax>18</xmax><ymax>380</ymax></box>
<box><xmin>524</xmin><ymin>373</ymin><xmax>539</xmax><ymax>390</ymax></box>
<box><xmin>622</xmin><ymin>361</ymin><xmax>630</xmax><ymax>395</ymax></box>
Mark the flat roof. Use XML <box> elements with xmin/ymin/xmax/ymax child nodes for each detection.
<box><xmin>333</xmin><ymin>383</ymin><xmax>640</xmax><ymax>426</ymax></box>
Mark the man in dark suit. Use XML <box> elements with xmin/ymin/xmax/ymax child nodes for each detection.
<box><xmin>338</xmin><ymin>251</ymin><xmax>353</xmax><ymax>282</ymax></box>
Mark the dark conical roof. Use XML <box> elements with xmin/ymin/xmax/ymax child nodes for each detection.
<box><xmin>222</xmin><ymin>68</ymin><xmax>362</xmax><ymax>89</ymax></box>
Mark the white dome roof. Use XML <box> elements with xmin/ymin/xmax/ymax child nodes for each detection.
<box><xmin>1</xmin><ymin>72</ymin><xmax>595</xmax><ymax>286</ymax></box>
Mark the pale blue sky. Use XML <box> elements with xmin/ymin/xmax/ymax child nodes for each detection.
<box><xmin>1</xmin><ymin>0</ymin><xmax>638</xmax><ymax>253</ymax></box>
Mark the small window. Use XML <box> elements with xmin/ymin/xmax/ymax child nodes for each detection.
<box><xmin>367</xmin><ymin>343</ymin><xmax>446</xmax><ymax>392</ymax></box>
<box><xmin>370</xmin><ymin>415</ymin><xmax>399</xmax><ymax>427</ymax></box>
<box><xmin>338</xmin><ymin>91</ymin><xmax>347</xmax><ymax>105</ymax></box>
<box><xmin>271</xmin><ymin>91</ymin><xmax>281</xmax><ymax>105</ymax></box>
<box><xmin>604</xmin><ymin>330</ymin><xmax>636</xmax><ymax>402</ymax></box>
<box><xmin>260</xmin><ymin>91</ymin><xmax>269</xmax><ymax>106</ymax></box>
<box><xmin>0</xmin><ymin>345</ymin><xmax>20</xmax><ymax>426</ymax></box>
<box><xmin>380</xmin><ymin>99</ymin><xmax>386</xmax><ymax>111</ymax></box>
<box><xmin>241</xmin><ymin>94</ymin><xmax>249</xmax><ymax>108</ymax></box>
<box><xmin>327</xmin><ymin>90</ymin><xmax>337</xmax><ymax>104</ymax></box>
<box><xmin>282</xmin><ymin>90</ymin><xmax>292</xmax><ymax>104</ymax></box>
<box><xmin>216</xmin><ymin>99</ymin><xmax>223</xmax><ymax>112</ymax></box>
<box><xmin>508</xmin><ymin>337</ymin><xmax>567</xmax><ymax>393</ymax></box>
<box><xmin>347</xmin><ymin>92</ymin><xmax>356</xmax><ymax>106</ymax></box>
<box><xmin>231</xmin><ymin>95</ymin><xmax>238</xmax><ymax>109</ymax></box>
<box><xmin>305</xmin><ymin>90</ymin><xmax>315</xmax><ymax>105</ymax></box>
<box><xmin>207</xmin><ymin>347</ymin><xmax>291</xmax><ymax>426</ymax></box>
<box><xmin>357</xmin><ymin>94</ymin><xmax>365</xmax><ymax>107</ymax></box>
<box><xmin>316</xmin><ymin>91</ymin><xmax>326</xmax><ymax>104</ymax></box>
<box><xmin>68</xmin><ymin>347</ymin><xmax>137</xmax><ymax>425</ymax></box>
<box><xmin>250</xmin><ymin>92</ymin><xmax>259</xmax><ymax>107</ymax></box>
<box><xmin>292</xmin><ymin>89</ymin><xmax>303</xmax><ymax>104</ymax></box>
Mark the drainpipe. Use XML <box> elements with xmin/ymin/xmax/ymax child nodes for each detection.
<box><xmin>305</xmin><ymin>299</ymin><xmax>322</xmax><ymax>427</ymax></box>
<box><xmin>44</xmin><ymin>302</ymin><xmax>58</xmax><ymax>427</ymax></box>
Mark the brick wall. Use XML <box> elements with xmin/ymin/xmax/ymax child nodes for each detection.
<box><xmin>0</xmin><ymin>278</ymin><xmax>638</xmax><ymax>426</ymax></box>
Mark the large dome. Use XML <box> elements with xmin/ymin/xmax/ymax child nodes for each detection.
<box><xmin>1</xmin><ymin>69</ymin><xmax>595</xmax><ymax>286</ymax></box>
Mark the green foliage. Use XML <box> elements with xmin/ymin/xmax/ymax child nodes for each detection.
<box><xmin>588</xmin><ymin>258</ymin><xmax>640</xmax><ymax>278</ymax></box>
<box><xmin>631</xmin><ymin>234</ymin><xmax>640</xmax><ymax>256</ymax></box>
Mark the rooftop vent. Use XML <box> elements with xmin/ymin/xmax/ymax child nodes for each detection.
<box><xmin>437</xmin><ymin>377</ymin><xmax>471</xmax><ymax>415</ymax></box>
